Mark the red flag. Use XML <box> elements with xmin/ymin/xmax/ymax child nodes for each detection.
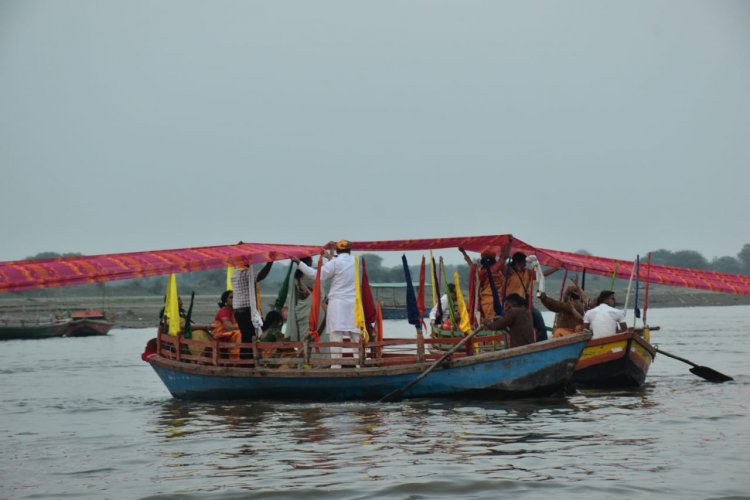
<box><xmin>417</xmin><ymin>256</ymin><xmax>426</xmax><ymax>318</ymax></box>
<box><xmin>361</xmin><ymin>257</ymin><xmax>377</xmax><ymax>324</ymax></box>
<box><xmin>467</xmin><ymin>263</ymin><xmax>477</xmax><ymax>328</ymax></box>
<box><xmin>308</xmin><ymin>254</ymin><xmax>324</xmax><ymax>343</ymax></box>
<box><xmin>375</xmin><ymin>301</ymin><xmax>384</xmax><ymax>357</ymax></box>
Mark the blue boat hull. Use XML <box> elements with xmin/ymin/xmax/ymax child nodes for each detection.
<box><xmin>148</xmin><ymin>333</ymin><xmax>590</xmax><ymax>401</ymax></box>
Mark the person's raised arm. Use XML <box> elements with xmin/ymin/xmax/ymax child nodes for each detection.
<box><xmin>458</xmin><ymin>247</ymin><xmax>473</xmax><ymax>266</ymax></box>
<box><xmin>256</xmin><ymin>261</ymin><xmax>273</xmax><ymax>282</ymax></box>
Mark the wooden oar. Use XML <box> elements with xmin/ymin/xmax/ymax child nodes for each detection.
<box><xmin>654</xmin><ymin>347</ymin><xmax>733</xmax><ymax>383</ymax></box>
<box><xmin>379</xmin><ymin>326</ymin><xmax>483</xmax><ymax>402</ymax></box>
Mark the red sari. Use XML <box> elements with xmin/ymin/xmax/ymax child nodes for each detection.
<box><xmin>211</xmin><ymin>307</ymin><xmax>241</xmax><ymax>359</ymax></box>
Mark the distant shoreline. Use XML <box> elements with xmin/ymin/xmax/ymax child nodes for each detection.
<box><xmin>1</xmin><ymin>289</ymin><xmax>749</xmax><ymax>329</ymax></box>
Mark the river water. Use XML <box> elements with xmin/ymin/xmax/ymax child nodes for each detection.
<box><xmin>2</xmin><ymin>306</ymin><xmax>749</xmax><ymax>499</ymax></box>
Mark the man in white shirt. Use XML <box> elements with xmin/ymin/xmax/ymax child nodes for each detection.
<box><xmin>583</xmin><ymin>291</ymin><xmax>627</xmax><ymax>339</ymax></box>
<box><xmin>429</xmin><ymin>284</ymin><xmax>458</xmax><ymax>328</ymax></box>
<box><xmin>293</xmin><ymin>240</ymin><xmax>357</xmax><ymax>367</ymax></box>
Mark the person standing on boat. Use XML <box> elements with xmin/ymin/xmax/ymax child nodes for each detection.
<box><xmin>232</xmin><ymin>260</ymin><xmax>274</xmax><ymax>353</ymax></box>
<box><xmin>293</xmin><ymin>240</ymin><xmax>358</xmax><ymax>367</ymax></box>
<box><xmin>539</xmin><ymin>283</ymin><xmax>588</xmax><ymax>337</ymax></box>
<box><xmin>583</xmin><ymin>290</ymin><xmax>627</xmax><ymax>339</ymax></box>
<box><xmin>459</xmin><ymin>246</ymin><xmax>505</xmax><ymax>322</ymax></box>
<box><xmin>480</xmin><ymin>293</ymin><xmax>535</xmax><ymax>348</ymax></box>
<box><xmin>286</xmin><ymin>256</ymin><xmax>315</xmax><ymax>342</ymax></box>
<box><xmin>505</xmin><ymin>251</ymin><xmax>557</xmax><ymax>341</ymax></box>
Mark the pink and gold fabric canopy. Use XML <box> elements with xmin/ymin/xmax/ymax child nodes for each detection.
<box><xmin>0</xmin><ymin>242</ymin><xmax>322</xmax><ymax>293</ymax></box>
<box><xmin>1</xmin><ymin>234</ymin><xmax>749</xmax><ymax>295</ymax></box>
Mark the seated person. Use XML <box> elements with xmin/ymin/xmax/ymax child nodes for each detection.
<box><xmin>481</xmin><ymin>293</ymin><xmax>535</xmax><ymax>348</ymax></box>
<box><xmin>539</xmin><ymin>283</ymin><xmax>588</xmax><ymax>337</ymax></box>
<box><xmin>211</xmin><ymin>290</ymin><xmax>242</xmax><ymax>359</ymax></box>
<box><xmin>582</xmin><ymin>291</ymin><xmax>627</xmax><ymax>339</ymax></box>
<box><xmin>259</xmin><ymin>310</ymin><xmax>296</xmax><ymax>366</ymax></box>
<box><xmin>260</xmin><ymin>310</ymin><xmax>286</xmax><ymax>342</ymax></box>
<box><xmin>429</xmin><ymin>284</ymin><xmax>459</xmax><ymax>330</ymax></box>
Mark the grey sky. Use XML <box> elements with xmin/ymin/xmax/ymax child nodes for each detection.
<box><xmin>2</xmin><ymin>0</ymin><xmax>749</xmax><ymax>267</ymax></box>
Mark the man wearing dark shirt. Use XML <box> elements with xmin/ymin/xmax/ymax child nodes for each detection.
<box><xmin>481</xmin><ymin>293</ymin><xmax>535</xmax><ymax>347</ymax></box>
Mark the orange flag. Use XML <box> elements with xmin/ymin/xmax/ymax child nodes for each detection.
<box><xmin>308</xmin><ymin>254</ymin><xmax>324</xmax><ymax>343</ymax></box>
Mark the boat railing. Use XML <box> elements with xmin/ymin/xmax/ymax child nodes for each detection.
<box><xmin>155</xmin><ymin>331</ymin><xmax>511</xmax><ymax>369</ymax></box>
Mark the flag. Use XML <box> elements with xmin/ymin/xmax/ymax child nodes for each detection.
<box><xmin>609</xmin><ymin>262</ymin><xmax>618</xmax><ymax>290</ymax></box>
<box><xmin>308</xmin><ymin>255</ymin><xmax>324</xmax><ymax>343</ymax></box>
<box><xmin>375</xmin><ymin>300</ymin><xmax>384</xmax><ymax>357</ymax></box>
<box><xmin>226</xmin><ymin>266</ymin><xmax>234</xmax><ymax>291</ymax></box>
<box><xmin>634</xmin><ymin>255</ymin><xmax>641</xmax><ymax>319</ymax></box>
<box><xmin>163</xmin><ymin>273</ymin><xmax>180</xmax><ymax>336</ymax></box>
<box><xmin>183</xmin><ymin>291</ymin><xmax>195</xmax><ymax>340</ymax></box>
<box><xmin>467</xmin><ymin>263</ymin><xmax>477</xmax><ymax>328</ymax></box>
<box><xmin>401</xmin><ymin>255</ymin><xmax>421</xmax><ymax>327</ymax></box>
<box><xmin>353</xmin><ymin>256</ymin><xmax>369</xmax><ymax>342</ymax></box>
<box><xmin>417</xmin><ymin>255</ymin><xmax>426</xmax><ymax>318</ymax></box>
<box><xmin>431</xmin><ymin>254</ymin><xmax>443</xmax><ymax>325</ymax></box>
<box><xmin>274</xmin><ymin>261</ymin><xmax>294</xmax><ymax>311</ymax></box>
<box><xmin>361</xmin><ymin>257</ymin><xmax>377</xmax><ymax>324</ymax></box>
<box><xmin>453</xmin><ymin>272</ymin><xmax>472</xmax><ymax>334</ymax></box>
<box><xmin>429</xmin><ymin>250</ymin><xmax>438</xmax><ymax>308</ymax></box>
<box><xmin>440</xmin><ymin>260</ymin><xmax>457</xmax><ymax>327</ymax></box>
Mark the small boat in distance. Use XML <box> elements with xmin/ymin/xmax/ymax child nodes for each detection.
<box><xmin>0</xmin><ymin>318</ymin><xmax>72</xmax><ymax>341</ymax></box>
<box><xmin>66</xmin><ymin>309</ymin><xmax>115</xmax><ymax>337</ymax></box>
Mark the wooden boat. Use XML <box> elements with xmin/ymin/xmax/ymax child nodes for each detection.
<box><xmin>66</xmin><ymin>309</ymin><xmax>114</xmax><ymax>337</ymax></box>
<box><xmin>0</xmin><ymin>318</ymin><xmax>72</xmax><ymax>341</ymax></box>
<box><xmin>573</xmin><ymin>328</ymin><xmax>655</xmax><ymax>387</ymax></box>
<box><xmin>142</xmin><ymin>330</ymin><xmax>591</xmax><ymax>401</ymax></box>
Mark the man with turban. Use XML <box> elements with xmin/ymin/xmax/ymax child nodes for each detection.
<box><xmin>459</xmin><ymin>246</ymin><xmax>505</xmax><ymax>322</ymax></box>
<box><xmin>293</xmin><ymin>240</ymin><xmax>357</xmax><ymax>367</ymax></box>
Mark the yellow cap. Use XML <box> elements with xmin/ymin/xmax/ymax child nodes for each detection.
<box><xmin>335</xmin><ymin>240</ymin><xmax>352</xmax><ymax>250</ymax></box>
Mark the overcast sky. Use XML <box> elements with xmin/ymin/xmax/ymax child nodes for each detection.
<box><xmin>1</xmin><ymin>0</ymin><xmax>748</xmax><ymax>266</ymax></box>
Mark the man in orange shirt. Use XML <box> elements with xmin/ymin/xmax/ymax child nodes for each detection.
<box><xmin>505</xmin><ymin>252</ymin><xmax>558</xmax><ymax>341</ymax></box>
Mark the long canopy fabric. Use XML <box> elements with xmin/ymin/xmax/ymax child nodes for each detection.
<box><xmin>1</xmin><ymin>234</ymin><xmax>749</xmax><ymax>296</ymax></box>
<box><xmin>0</xmin><ymin>242</ymin><xmax>322</xmax><ymax>293</ymax></box>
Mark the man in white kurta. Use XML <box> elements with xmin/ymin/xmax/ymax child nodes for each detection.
<box><xmin>583</xmin><ymin>290</ymin><xmax>627</xmax><ymax>339</ymax></box>
<box><xmin>295</xmin><ymin>240</ymin><xmax>359</xmax><ymax>367</ymax></box>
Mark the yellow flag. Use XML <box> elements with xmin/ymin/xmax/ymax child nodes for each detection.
<box><xmin>429</xmin><ymin>250</ymin><xmax>437</xmax><ymax>307</ymax></box>
<box><xmin>453</xmin><ymin>272</ymin><xmax>472</xmax><ymax>334</ymax></box>
<box><xmin>163</xmin><ymin>273</ymin><xmax>181</xmax><ymax>336</ymax></box>
<box><xmin>353</xmin><ymin>256</ymin><xmax>369</xmax><ymax>342</ymax></box>
<box><xmin>226</xmin><ymin>266</ymin><xmax>234</xmax><ymax>291</ymax></box>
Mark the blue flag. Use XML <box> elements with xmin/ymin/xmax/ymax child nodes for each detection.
<box><xmin>402</xmin><ymin>255</ymin><xmax>421</xmax><ymax>327</ymax></box>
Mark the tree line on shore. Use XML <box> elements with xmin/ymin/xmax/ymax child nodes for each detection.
<box><xmin>11</xmin><ymin>244</ymin><xmax>750</xmax><ymax>299</ymax></box>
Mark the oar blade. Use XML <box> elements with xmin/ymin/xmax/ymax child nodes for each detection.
<box><xmin>689</xmin><ymin>366</ymin><xmax>733</xmax><ymax>383</ymax></box>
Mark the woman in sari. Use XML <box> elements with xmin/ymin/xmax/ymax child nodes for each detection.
<box><xmin>286</xmin><ymin>257</ymin><xmax>329</xmax><ymax>356</ymax></box>
<box><xmin>211</xmin><ymin>290</ymin><xmax>242</xmax><ymax>359</ymax></box>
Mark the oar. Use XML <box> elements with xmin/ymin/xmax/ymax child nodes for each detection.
<box><xmin>654</xmin><ymin>347</ymin><xmax>733</xmax><ymax>383</ymax></box>
<box><xmin>379</xmin><ymin>326</ymin><xmax>483</xmax><ymax>402</ymax></box>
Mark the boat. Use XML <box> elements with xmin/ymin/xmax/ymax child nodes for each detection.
<box><xmin>66</xmin><ymin>309</ymin><xmax>115</xmax><ymax>337</ymax></box>
<box><xmin>0</xmin><ymin>318</ymin><xmax>72</xmax><ymax>341</ymax></box>
<box><xmin>1</xmin><ymin>233</ymin><xmax>747</xmax><ymax>390</ymax></box>
<box><xmin>141</xmin><ymin>329</ymin><xmax>591</xmax><ymax>401</ymax></box>
<box><xmin>573</xmin><ymin>328</ymin><xmax>655</xmax><ymax>387</ymax></box>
